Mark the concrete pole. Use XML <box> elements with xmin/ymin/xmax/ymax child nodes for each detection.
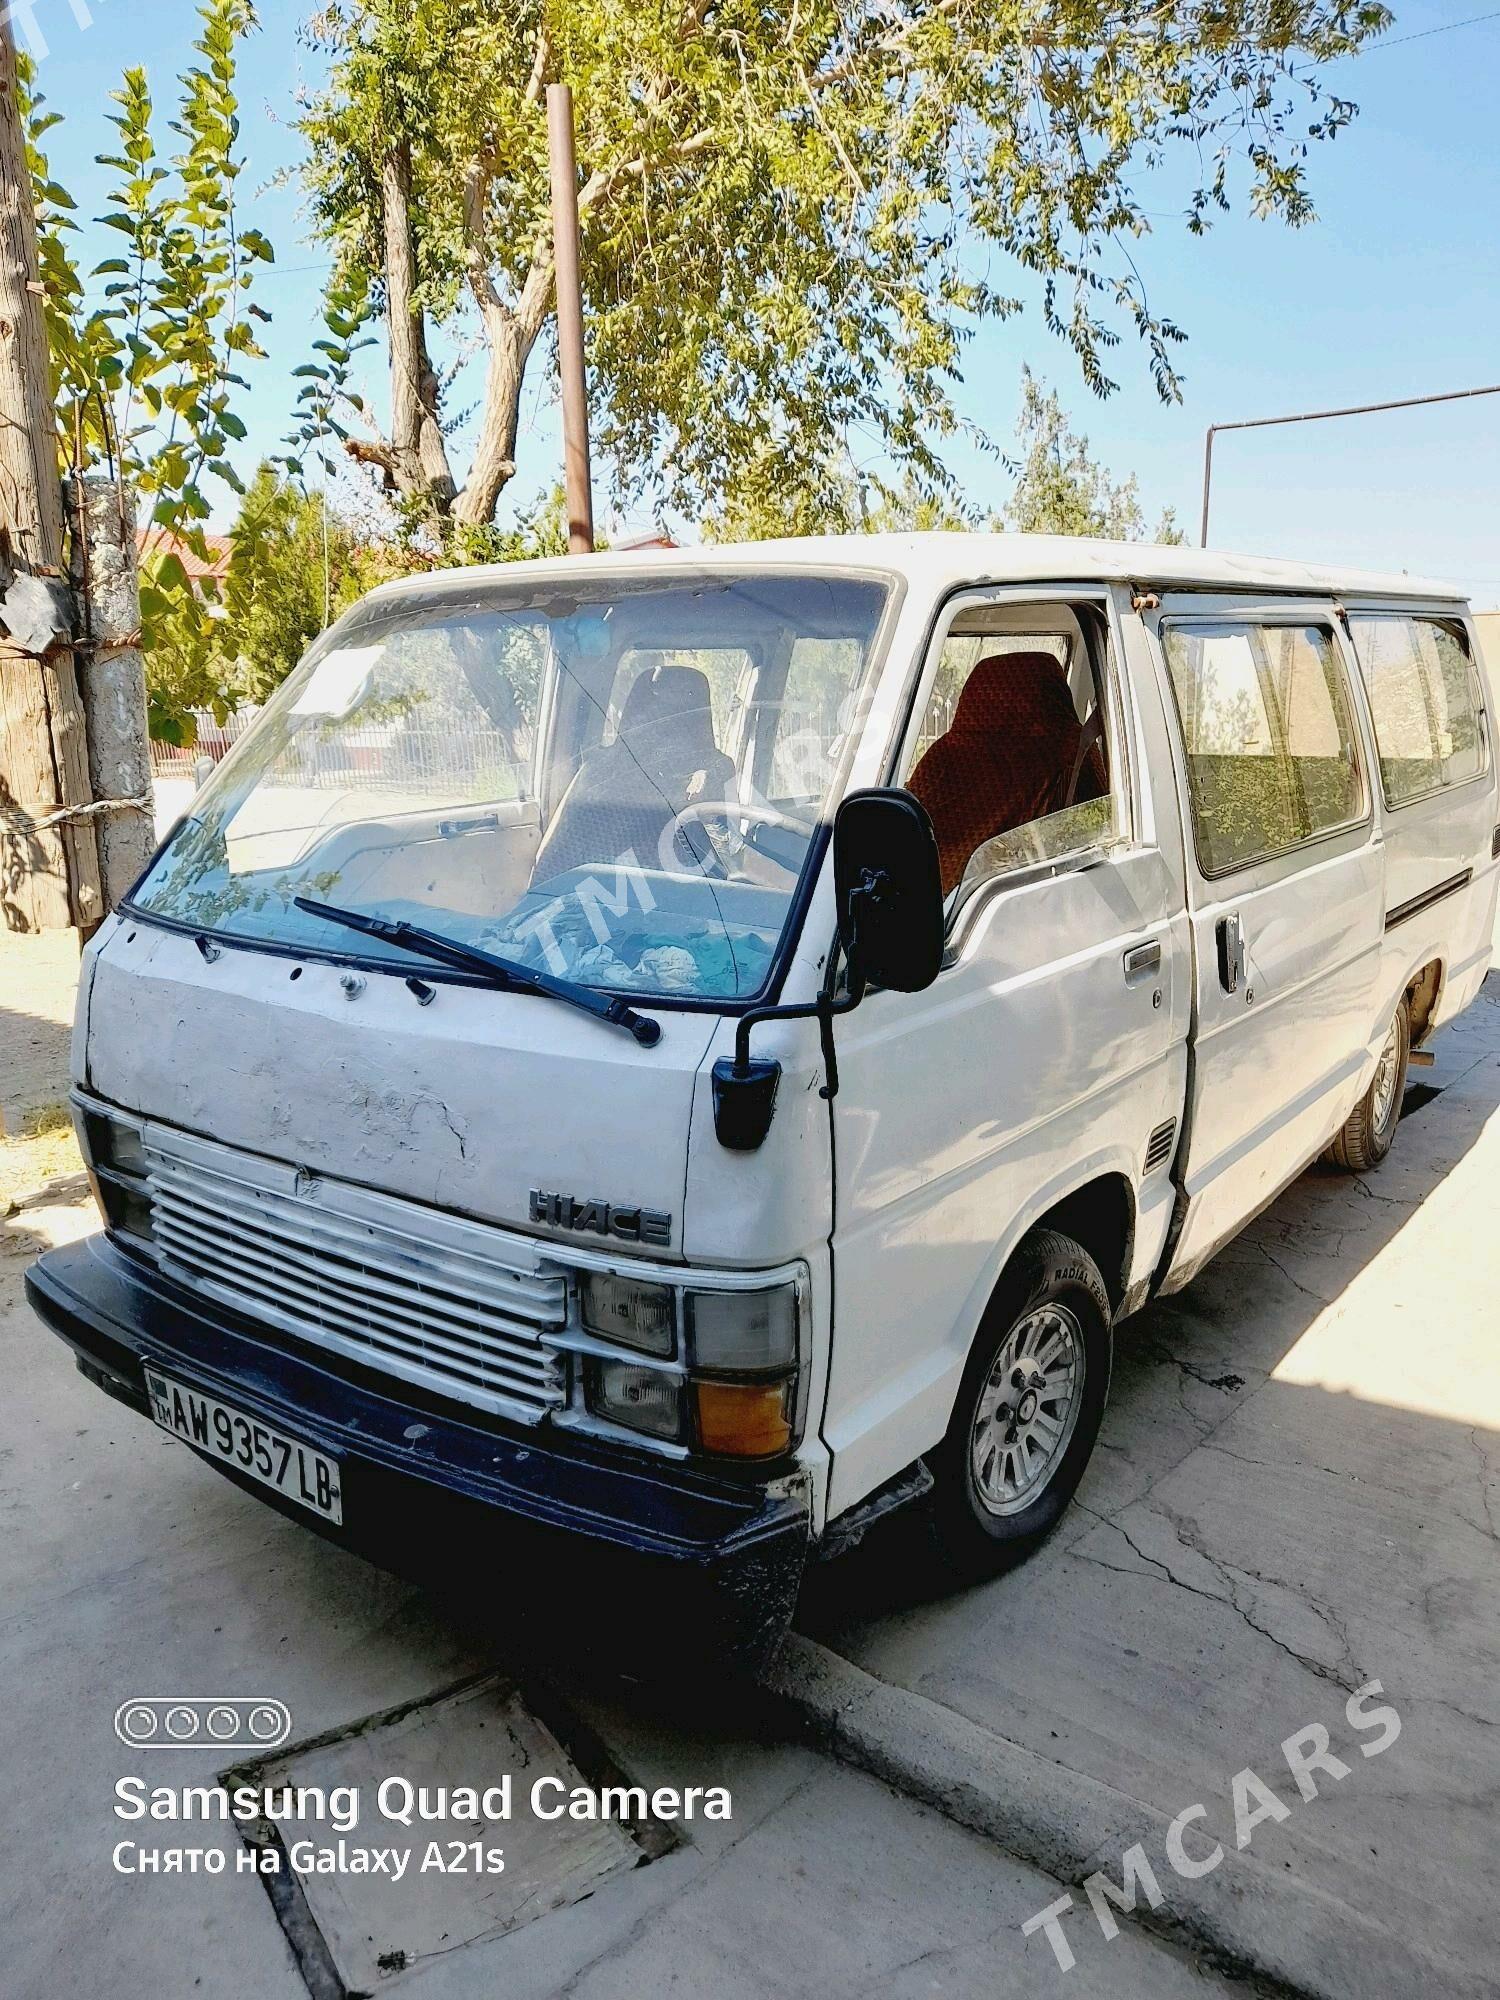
<box><xmin>70</xmin><ymin>478</ymin><xmax>154</xmax><ymax>907</ymax></box>
<box><xmin>547</xmin><ymin>84</ymin><xmax>596</xmax><ymax>556</ymax></box>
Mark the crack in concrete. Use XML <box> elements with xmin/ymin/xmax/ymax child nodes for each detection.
<box><xmin>1157</xmin><ymin>1500</ymin><xmax>1362</xmax><ymax>1694</ymax></box>
<box><xmin>1344</xmin><ymin>1174</ymin><xmax>1417</xmax><ymax>1209</ymax></box>
<box><xmin>1254</xmin><ymin>1242</ymin><xmax>1333</xmax><ymax>1305</ymax></box>
<box><xmin>1466</xmin><ymin>1427</ymin><xmax>1498</xmax><ymax>1541</ymax></box>
<box><xmin>553</xmin><ymin>1769</ymin><xmax>824</xmax><ymax>2000</ymax></box>
<box><xmin>1071</xmin><ymin>1505</ymin><xmax>1362</xmax><ymax>1698</ymax></box>
<box><xmin>1145</xmin><ymin>1341</ymin><xmax>1247</xmax><ymax>1393</ymax></box>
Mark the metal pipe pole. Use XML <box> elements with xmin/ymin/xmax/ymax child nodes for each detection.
<box><xmin>547</xmin><ymin>84</ymin><xmax>595</xmax><ymax>556</ymax></box>
<box><xmin>1199</xmin><ymin>381</ymin><xmax>1500</xmax><ymax>546</ymax></box>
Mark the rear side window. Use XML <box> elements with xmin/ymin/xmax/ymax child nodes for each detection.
<box><xmin>1347</xmin><ymin>615</ymin><xmax>1487</xmax><ymax>807</ymax></box>
<box><xmin>1162</xmin><ymin>620</ymin><xmax>1365</xmax><ymax>876</ymax></box>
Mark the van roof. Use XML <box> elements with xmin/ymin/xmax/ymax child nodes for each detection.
<box><xmin>364</xmin><ymin>532</ymin><xmax>1464</xmax><ymax>608</ymax></box>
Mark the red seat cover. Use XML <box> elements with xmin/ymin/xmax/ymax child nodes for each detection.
<box><xmin>907</xmin><ymin>652</ymin><xmax>1106</xmax><ymax>896</ymax></box>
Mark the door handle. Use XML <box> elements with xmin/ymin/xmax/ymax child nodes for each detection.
<box><xmin>1123</xmin><ymin>940</ymin><xmax>1162</xmax><ymax>981</ymax></box>
<box><xmin>1216</xmin><ymin>913</ymin><xmax>1245</xmax><ymax>994</ymax></box>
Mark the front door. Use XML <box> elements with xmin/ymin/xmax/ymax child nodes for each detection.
<box><xmin>1146</xmin><ymin>597</ymin><xmax>1383</xmax><ymax>1289</ymax></box>
<box><xmin>824</xmin><ymin>585</ymin><xmax>1188</xmax><ymax>1517</ymax></box>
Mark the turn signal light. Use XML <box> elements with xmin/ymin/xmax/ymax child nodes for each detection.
<box><xmin>692</xmin><ymin>1378</ymin><xmax>793</xmax><ymax>1458</ymax></box>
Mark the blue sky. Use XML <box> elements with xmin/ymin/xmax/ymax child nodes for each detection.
<box><xmin>35</xmin><ymin>0</ymin><xmax>1500</xmax><ymax>605</ymax></box>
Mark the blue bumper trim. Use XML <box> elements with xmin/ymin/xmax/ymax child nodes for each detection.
<box><xmin>27</xmin><ymin>1235</ymin><xmax>811</xmax><ymax>1576</ymax></box>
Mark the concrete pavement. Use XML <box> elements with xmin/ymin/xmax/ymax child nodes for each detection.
<box><xmin>799</xmin><ymin>976</ymin><xmax>1500</xmax><ymax>1997</ymax></box>
<box><xmin>0</xmin><ymin>1189</ymin><xmax>1239</xmax><ymax>2000</ymax></box>
<box><xmin>3</xmin><ymin>926</ymin><xmax>1497</xmax><ymax>1996</ymax></box>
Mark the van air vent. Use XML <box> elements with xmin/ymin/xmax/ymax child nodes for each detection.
<box><xmin>1144</xmin><ymin>1118</ymin><xmax>1177</xmax><ymax>1174</ymax></box>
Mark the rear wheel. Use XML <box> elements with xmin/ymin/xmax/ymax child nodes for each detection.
<box><xmin>927</xmin><ymin>1230</ymin><xmax>1112</xmax><ymax>1577</ymax></box>
<box><xmin>1329</xmin><ymin>997</ymin><xmax>1410</xmax><ymax>1173</ymax></box>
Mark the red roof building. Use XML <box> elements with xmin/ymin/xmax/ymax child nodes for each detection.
<box><xmin>136</xmin><ymin>529</ymin><xmax>234</xmax><ymax>585</ymax></box>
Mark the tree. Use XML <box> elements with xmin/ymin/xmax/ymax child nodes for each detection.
<box><xmin>705</xmin><ymin>455</ymin><xmax>980</xmax><ymax>541</ymax></box>
<box><xmin>295</xmin><ymin>0</ymin><xmax>1391</xmax><ymax>536</ymax></box>
<box><xmin>145</xmin><ymin>470</ymin><xmax>581</xmax><ymax>713</ymax></box>
<box><xmin>25</xmin><ymin>0</ymin><xmax>275</xmax><ymax>740</ymax></box>
<box><xmin>1005</xmin><ymin>369</ymin><xmax>1185</xmax><ymax>543</ymax></box>
<box><xmin>211</xmin><ymin>466</ymin><xmax>350</xmax><ymax>699</ymax></box>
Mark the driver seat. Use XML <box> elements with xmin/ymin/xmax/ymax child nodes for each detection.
<box><xmin>531</xmin><ymin>664</ymin><xmax>736</xmax><ymax>885</ymax></box>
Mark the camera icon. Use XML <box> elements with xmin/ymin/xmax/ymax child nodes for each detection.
<box><xmin>113</xmin><ymin>1697</ymin><xmax>291</xmax><ymax>1752</ymax></box>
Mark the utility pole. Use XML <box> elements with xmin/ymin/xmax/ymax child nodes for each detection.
<box><xmin>0</xmin><ymin>13</ymin><xmax>103</xmax><ymax>933</ymax></box>
<box><xmin>547</xmin><ymin>84</ymin><xmax>595</xmax><ymax>556</ymax></box>
<box><xmin>1200</xmin><ymin>382</ymin><xmax>1500</xmax><ymax>547</ymax></box>
<box><xmin>70</xmin><ymin>478</ymin><xmax>155</xmax><ymax>907</ymax></box>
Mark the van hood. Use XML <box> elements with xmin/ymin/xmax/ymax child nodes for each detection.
<box><xmin>82</xmin><ymin>919</ymin><xmax>715</xmax><ymax>1256</ymax></box>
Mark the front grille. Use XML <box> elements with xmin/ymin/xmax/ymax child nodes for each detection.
<box><xmin>142</xmin><ymin>1124</ymin><xmax>567</xmax><ymax>1424</ymax></box>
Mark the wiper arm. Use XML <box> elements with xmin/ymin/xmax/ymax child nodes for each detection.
<box><xmin>293</xmin><ymin>897</ymin><xmax>662</xmax><ymax>1048</ymax></box>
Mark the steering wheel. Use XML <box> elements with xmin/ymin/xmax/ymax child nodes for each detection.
<box><xmin>664</xmin><ymin>800</ymin><xmax>815</xmax><ymax>879</ymax></box>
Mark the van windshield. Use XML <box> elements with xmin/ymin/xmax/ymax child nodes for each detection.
<box><xmin>129</xmin><ymin>569</ymin><xmax>892</xmax><ymax>1004</ymax></box>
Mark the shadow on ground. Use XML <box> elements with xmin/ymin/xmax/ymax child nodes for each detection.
<box><xmin>799</xmin><ymin>1018</ymin><xmax>1497</xmax><ymax>1632</ymax></box>
<box><xmin>795</xmin><ymin>981</ymin><xmax>1500</xmax><ymax>1990</ymax></box>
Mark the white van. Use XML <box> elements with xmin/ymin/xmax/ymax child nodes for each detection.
<box><xmin>29</xmin><ymin>536</ymin><xmax>1498</xmax><ymax>1661</ymax></box>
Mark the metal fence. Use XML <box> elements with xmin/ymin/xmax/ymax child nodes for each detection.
<box><xmin>149</xmin><ymin>694</ymin><xmax>960</xmax><ymax>798</ymax></box>
<box><xmin>149</xmin><ymin>707</ymin><xmax>262</xmax><ymax>781</ymax></box>
<box><xmin>151</xmin><ymin>707</ymin><xmax>524</xmax><ymax>798</ymax></box>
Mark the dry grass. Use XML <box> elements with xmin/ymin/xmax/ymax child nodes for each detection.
<box><xmin>0</xmin><ymin>1102</ymin><xmax>86</xmax><ymax>1211</ymax></box>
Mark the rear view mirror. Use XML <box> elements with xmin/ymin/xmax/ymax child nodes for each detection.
<box><xmin>833</xmin><ymin>788</ymin><xmax>944</xmax><ymax>993</ymax></box>
<box><xmin>712</xmin><ymin>787</ymin><xmax>943</xmax><ymax>1151</ymax></box>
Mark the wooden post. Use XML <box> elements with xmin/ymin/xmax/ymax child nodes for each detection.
<box><xmin>546</xmin><ymin>84</ymin><xmax>595</xmax><ymax>556</ymax></box>
<box><xmin>0</xmin><ymin>13</ymin><xmax>102</xmax><ymax>933</ymax></box>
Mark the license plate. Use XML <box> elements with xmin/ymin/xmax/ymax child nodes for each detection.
<box><xmin>144</xmin><ymin>1368</ymin><xmax>343</xmax><ymax>1524</ymax></box>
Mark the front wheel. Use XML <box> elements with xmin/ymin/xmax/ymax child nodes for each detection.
<box><xmin>1329</xmin><ymin>997</ymin><xmax>1410</xmax><ymax>1173</ymax></box>
<box><xmin>927</xmin><ymin>1230</ymin><xmax>1112</xmax><ymax>1577</ymax></box>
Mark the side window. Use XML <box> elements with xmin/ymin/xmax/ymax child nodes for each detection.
<box><xmin>1348</xmin><ymin>615</ymin><xmax>1488</xmax><ymax>807</ymax></box>
<box><xmin>900</xmin><ymin>606</ymin><xmax>1115</xmax><ymax>909</ymax></box>
<box><xmin>1162</xmin><ymin>620</ymin><xmax>1365</xmax><ymax>877</ymax></box>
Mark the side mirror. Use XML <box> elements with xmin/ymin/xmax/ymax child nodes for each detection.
<box><xmin>711</xmin><ymin>787</ymin><xmax>944</xmax><ymax>1152</ymax></box>
<box><xmin>833</xmin><ymin>788</ymin><xmax>944</xmax><ymax>994</ymax></box>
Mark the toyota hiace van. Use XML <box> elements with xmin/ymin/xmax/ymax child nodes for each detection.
<box><xmin>29</xmin><ymin>536</ymin><xmax>1497</xmax><ymax>1660</ymax></box>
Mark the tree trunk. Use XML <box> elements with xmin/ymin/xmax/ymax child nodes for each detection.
<box><xmin>380</xmin><ymin>139</ymin><xmax>457</xmax><ymax>514</ymax></box>
<box><xmin>71</xmin><ymin>477</ymin><xmax>154</xmax><ymax>910</ymax></box>
<box><xmin>0</xmin><ymin>15</ymin><xmax>102</xmax><ymax>934</ymax></box>
<box><xmin>452</xmin><ymin>317</ymin><xmax>534</xmax><ymax>528</ymax></box>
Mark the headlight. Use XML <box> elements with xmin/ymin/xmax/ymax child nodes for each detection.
<box><xmin>585</xmin><ymin>1358</ymin><xmax>683</xmax><ymax>1441</ymax></box>
<box><xmin>77</xmin><ymin>1104</ymin><xmax>154</xmax><ymax>1247</ymax></box>
<box><xmin>568</xmin><ymin>1272</ymin><xmax>804</xmax><ymax>1460</ymax></box>
<box><xmin>578</xmin><ymin>1272</ymin><xmax>676</xmax><ymax>1357</ymax></box>
<box><xmin>80</xmin><ymin>1106</ymin><xmax>147</xmax><ymax>1179</ymax></box>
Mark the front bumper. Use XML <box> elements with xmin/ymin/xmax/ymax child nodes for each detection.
<box><xmin>26</xmin><ymin>1235</ymin><xmax>811</xmax><ymax>1668</ymax></box>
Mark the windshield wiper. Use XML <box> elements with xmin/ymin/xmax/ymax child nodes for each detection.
<box><xmin>293</xmin><ymin>896</ymin><xmax>662</xmax><ymax>1047</ymax></box>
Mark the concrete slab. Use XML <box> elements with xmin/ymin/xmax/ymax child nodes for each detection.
<box><xmin>241</xmin><ymin>1677</ymin><xmax>646</xmax><ymax>1990</ymax></box>
<box><xmin>802</xmin><ymin>976</ymin><xmax>1500</xmax><ymax>1998</ymax></box>
<box><xmin>1</xmin><ymin>1194</ymin><xmax>1241</xmax><ymax>2000</ymax></box>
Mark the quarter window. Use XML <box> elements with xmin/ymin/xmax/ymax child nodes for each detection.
<box><xmin>1162</xmin><ymin>620</ymin><xmax>1364</xmax><ymax>876</ymax></box>
<box><xmin>1348</xmin><ymin>615</ymin><xmax>1487</xmax><ymax>807</ymax></box>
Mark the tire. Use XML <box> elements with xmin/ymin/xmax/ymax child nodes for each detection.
<box><xmin>927</xmin><ymin>1229</ymin><xmax>1113</xmax><ymax>1578</ymax></box>
<box><xmin>1329</xmin><ymin>996</ymin><xmax>1410</xmax><ymax>1173</ymax></box>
